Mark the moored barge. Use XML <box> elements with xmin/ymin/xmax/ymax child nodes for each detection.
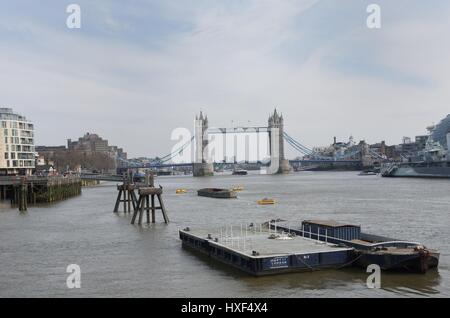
<box><xmin>275</xmin><ymin>220</ymin><xmax>439</xmax><ymax>273</ymax></box>
<box><xmin>197</xmin><ymin>188</ymin><xmax>237</xmax><ymax>199</ymax></box>
<box><xmin>180</xmin><ymin>220</ymin><xmax>439</xmax><ymax>276</ymax></box>
<box><xmin>232</xmin><ymin>169</ymin><xmax>248</xmax><ymax>176</ymax></box>
<box><xmin>179</xmin><ymin>225</ymin><xmax>354</xmax><ymax>276</ymax></box>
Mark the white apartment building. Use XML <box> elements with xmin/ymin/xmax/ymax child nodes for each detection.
<box><xmin>0</xmin><ymin>108</ymin><xmax>35</xmax><ymax>175</ymax></box>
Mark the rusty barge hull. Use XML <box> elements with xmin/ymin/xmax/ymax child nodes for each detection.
<box><xmin>273</xmin><ymin>221</ymin><xmax>440</xmax><ymax>274</ymax></box>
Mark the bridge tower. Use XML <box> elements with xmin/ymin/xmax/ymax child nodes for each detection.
<box><xmin>193</xmin><ymin>111</ymin><xmax>214</xmax><ymax>177</ymax></box>
<box><xmin>268</xmin><ymin>109</ymin><xmax>292</xmax><ymax>174</ymax></box>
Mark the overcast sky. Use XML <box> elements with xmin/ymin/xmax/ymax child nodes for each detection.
<box><xmin>1</xmin><ymin>0</ymin><xmax>449</xmax><ymax>158</ymax></box>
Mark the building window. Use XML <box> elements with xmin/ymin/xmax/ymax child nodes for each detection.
<box><xmin>1</xmin><ymin>121</ymin><xmax>6</xmax><ymax>128</ymax></box>
<box><xmin>4</xmin><ymin>153</ymin><xmax>8</xmax><ymax>159</ymax></box>
<box><xmin>3</xmin><ymin>129</ymin><xmax>7</xmax><ymax>136</ymax></box>
<box><xmin>12</xmin><ymin>160</ymin><xmax>18</xmax><ymax>167</ymax></box>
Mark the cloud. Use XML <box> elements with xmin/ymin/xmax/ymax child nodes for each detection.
<box><xmin>0</xmin><ymin>0</ymin><xmax>449</xmax><ymax>158</ymax></box>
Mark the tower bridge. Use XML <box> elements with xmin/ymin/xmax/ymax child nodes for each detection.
<box><xmin>110</xmin><ymin>109</ymin><xmax>379</xmax><ymax>178</ymax></box>
<box><xmin>191</xmin><ymin>109</ymin><xmax>291</xmax><ymax>176</ymax></box>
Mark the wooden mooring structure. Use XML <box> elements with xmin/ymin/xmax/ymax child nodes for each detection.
<box><xmin>0</xmin><ymin>176</ymin><xmax>82</xmax><ymax>211</ymax></box>
<box><xmin>114</xmin><ymin>183</ymin><xmax>138</xmax><ymax>213</ymax></box>
<box><xmin>113</xmin><ymin>172</ymin><xmax>169</xmax><ymax>225</ymax></box>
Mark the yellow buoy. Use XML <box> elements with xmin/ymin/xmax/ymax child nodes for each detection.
<box><xmin>257</xmin><ymin>198</ymin><xmax>275</xmax><ymax>205</ymax></box>
<box><xmin>176</xmin><ymin>189</ymin><xmax>187</xmax><ymax>194</ymax></box>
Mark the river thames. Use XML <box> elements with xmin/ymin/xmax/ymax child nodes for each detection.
<box><xmin>0</xmin><ymin>171</ymin><xmax>449</xmax><ymax>297</ymax></box>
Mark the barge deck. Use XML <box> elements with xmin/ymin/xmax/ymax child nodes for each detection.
<box><xmin>179</xmin><ymin>226</ymin><xmax>354</xmax><ymax>276</ymax></box>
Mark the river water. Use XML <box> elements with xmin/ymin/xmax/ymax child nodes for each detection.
<box><xmin>0</xmin><ymin>171</ymin><xmax>449</xmax><ymax>298</ymax></box>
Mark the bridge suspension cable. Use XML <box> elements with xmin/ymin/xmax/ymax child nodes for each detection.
<box><xmin>284</xmin><ymin>132</ymin><xmax>335</xmax><ymax>160</ymax></box>
<box><xmin>283</xmin><ymin>131</ymin><xmax>363</xmax><ymax>161</ymax></box>
<box><xmin>117</xmin><ymin>136</ymin><xmax>195</xmax><ymax>167</ymax></box>
<box><xmin>283</xmin><ymin>132</ymin><xmax>313</xmax><ymax>155</ymax></box>
<box><xmin>284</xmin><ymin>135</ymin><xmax>311</xmax><ymax>155</ymax></box>
<box><xmin>158</xmin><ymin>136</ymin><xmax>195</xmax><ymax>162</ymax></box>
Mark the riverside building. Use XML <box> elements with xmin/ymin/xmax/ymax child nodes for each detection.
<box><xmin>0</xmin><ymin>108</ymin><xmax>35</xmax><ymax>175</ymax></box>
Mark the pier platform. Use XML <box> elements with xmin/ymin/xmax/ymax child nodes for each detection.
<box><xmin>179</xmin><ymin>225</ymin><xmax>354</xmax><ymax>276</ymax></box>
<box><xmin>0</xmin><ymin>176</ymin><xmax>81</xmax><ymax>210</ymax></box>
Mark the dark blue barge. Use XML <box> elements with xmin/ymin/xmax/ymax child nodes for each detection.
<box><xmin>179</xmin><ymin>225</ymin><xmax>354</xmax><ymax>276</ymax></box>
<box><xmin>272</xmin><ymin>220</ymin><xmax>440</xmax><ymax>273</ymax></box>
<box><xmin>180</xmin><ymin>220</ymin><xmax>439</xmax><ymax>276</ymax></box>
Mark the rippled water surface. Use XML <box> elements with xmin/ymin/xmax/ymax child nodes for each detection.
<box><xmin>0</xmin><ymin>171</ymin><xmax>449</xmax><ymax>297</ymax></box>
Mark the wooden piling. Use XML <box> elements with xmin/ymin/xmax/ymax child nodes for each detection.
<box><xmin>113</xmin><ymin>187</ymin><xmax>123</xmax><ymax>212</ymax></box>
<box><xmin>113</xmin><ymin>183</ymin><xmax>137</xmax><ymax>213</ymax></box>
<box><xmin>151</xmin><ymin>194</ymin><xmax>155</xmax><ymax>223</ymax></box>
<box><xmin>131</xmin><ymin>184</ymin><xmax>169</xmax><ymax>225</ymax></box>
<box><xmin>18</xmin><ymin>179</ymin><xmax>27</xmax><ymax>211</ymax></box>
<box><xmin>0</xmin><ymin>185</ymin><xmax>5</xmax><ymax>200</ymax></box>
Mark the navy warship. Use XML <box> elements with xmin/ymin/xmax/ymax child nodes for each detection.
<box><xmin>382</xmin><ymin>128</ymin><xmax>450</xmax><ymax>178</ymax></box>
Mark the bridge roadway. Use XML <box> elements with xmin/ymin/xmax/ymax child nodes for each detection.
<box><xmin>289</xmin><ymin>159</ymin><xmax>362</xmax><ymax>164</ymax></box>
